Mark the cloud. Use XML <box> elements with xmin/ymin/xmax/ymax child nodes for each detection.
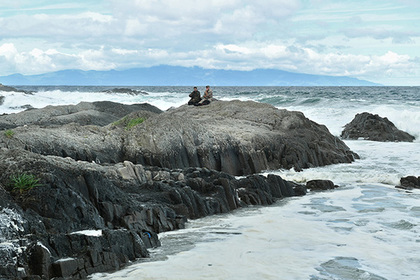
<box><xmin>343</xmin><ymin>27</ymin><xmax>418</xmax><ymax>44</ymax></box>
<box><xmin>0</xmin><ymin>0</ymin><xmax>418</xmax><ymax>85</ymax></box>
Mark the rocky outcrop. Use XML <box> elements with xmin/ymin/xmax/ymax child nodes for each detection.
<box><xmin>341</xmin><ymin>112</ymin><xmax>415</xmax><ymax>142</ymax></box>
<box><xmin>101</xmin><ymin>88</ymin><xmax>148</xmax><ymax>95</ymax></box>
<box><xmin>0</xmin><ymin>101</ymin><xmax>161</xmax><ymax>129</ymax></box>
<box><xmin>0</xmin><ymin>99</ymin><xmax>355</xmax><ymax>278</ymax></box>
<box><xmin>0</xmin><ymin>83</ymin><xmax>33</xmax><ymax>94</ymax></box>
<box><xmin>1</xmin><ymin>100</ymin><xmax>359</xmax><ymax>175</ymax></box>
<box><xmin>0</xmin><ymin>148</ymin><xmax>305</xmax><ymax>279</ymax></box>
<box><xmin>396</xmin><ymin>176</ymin><xmax>420</xmax><ymax>190</ymax></box>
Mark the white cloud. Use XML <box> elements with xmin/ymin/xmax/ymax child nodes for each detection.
<box><xmin>0</xmin><ymin>0</ymin><xmax>418</xmax><ymax>85</ymax></box>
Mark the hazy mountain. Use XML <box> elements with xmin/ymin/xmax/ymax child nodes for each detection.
<box><xmin>0</xmin><ymin>65</ymin><xmax>380</xmax><ymax>86</ymax></box>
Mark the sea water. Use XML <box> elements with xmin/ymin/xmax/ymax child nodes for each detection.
<box><xmin>1</xmin><ymin>86</ymin><xmax>419</xmax><ymax>279</ymax></box>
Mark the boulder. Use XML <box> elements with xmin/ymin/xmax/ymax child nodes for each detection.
<box><xmin>341</xmin><ymin>112</ymin><xmax>415</xmax><ymax>142</ymax></box>
<box><xmin>396</xmin><ymin>176</ymin><xmax>420</xmax><ymax>190</ymax></box>
<box><xmin>306</xmin><ymin>179</ymin><xmax>338</xmax><ymax>191</ymax></box>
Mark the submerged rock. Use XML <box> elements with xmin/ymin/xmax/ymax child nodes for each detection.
<box><xmin>341</xmin><ymin>112</ymin><xmax>415</xmax><ymax>142</ymax></box>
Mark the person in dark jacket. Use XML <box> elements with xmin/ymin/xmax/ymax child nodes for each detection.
<box><xmin>188</xmin><ymin>87</ymin><xmax>201</xmax><ymax>105</ymax></box>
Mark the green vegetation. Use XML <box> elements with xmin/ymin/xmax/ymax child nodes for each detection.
<box><xmin>10</xmin><ymin>173</ymin><xmax>41</xmax><ymax>194</ymax></box>
<box><xmin>4</xmin><ymin>129</ymin><xmax>15</xmax><ymax>138</ymax></box>
<box><xmin>126</xmin><ymin>117</ymin><xmax>145</xmax><ymax>129</ymax></box>
<box><xmin>112</xmin><ymin>116</ymin><xmax>145</xmax><ymax>130</ymax></box>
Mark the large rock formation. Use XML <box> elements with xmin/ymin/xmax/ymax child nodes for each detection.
<box><xmin>341</xmin><ymin>112</ymin><xmax>415</xmax><ymax>142</ymax></box>
<box><xmin>0</xmin><ymin>100</ymin><xmax>356</xmax><ymax>278</ymax></box>
<box><xmin>0</xmin><ymin>148</ymin><xmax>304</xmax><ymax>279</ymax></box>
<box><xmin>1</xmin><ymin>100</ymin><xmax>358</xmax><ymax>175</ymax></box>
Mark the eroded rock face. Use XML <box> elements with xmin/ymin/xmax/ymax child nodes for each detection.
<box><xmin>341</xmin><ymin>112</ymin><xmax>415</xmax><ymax>142</ymax></box>
<box><xmin>0</xmin><ymin>148</ymin><xmax>305</xmax><ymax>279</ymax></box>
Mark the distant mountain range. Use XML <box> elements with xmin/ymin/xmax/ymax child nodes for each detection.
<box><xmin>0</xmin><ymin>65</ymin><xmax>380</xmax><ymax>86</ymax></box>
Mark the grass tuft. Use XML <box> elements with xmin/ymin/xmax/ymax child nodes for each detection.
<box><xmin>10</xmin><ymin>173</ymin><xmax>41</xmax><ymax>194</ymax></box>
<box><xmin>4</xmin><ymin>129</ymin><xmax>15</xmax><ymax>138</ymax></box>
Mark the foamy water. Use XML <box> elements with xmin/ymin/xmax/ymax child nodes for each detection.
<box><xmin>1</xmin><ymin>86</ymin><xmax>419</xmax><ymax>279</ymax></box>
<box><xmin>90</xmin><ymin>135</ymin><xmax>420</xmax><ymax>280</ymax></box>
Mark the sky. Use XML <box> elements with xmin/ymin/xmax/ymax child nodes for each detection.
<box><xmin>0</xmin><ymin>0</ymin><xmax>419</xmax><ymax>85</ymax></box>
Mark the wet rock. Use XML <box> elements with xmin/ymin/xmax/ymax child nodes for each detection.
<box><xmin>0</xmin><ymin>147</ymin><xmax>309</xmax><ymax>279</ymax></box>
<box><xmin>341</xmin><ymin>112</ymin><xmax>415</xmax><ymax>142</ymax></box>
<box><xmin>396</xmin><ymin>176</ymin><xmax>420</xmax><ymax>190</ymax></box>
<box><xmin>306</xmin><ymin>179</ymin><xmax>338</xmax><ymax>191</ymax></box>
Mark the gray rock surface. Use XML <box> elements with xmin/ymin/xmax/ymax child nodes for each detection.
<box><xmin>123</xmin><ymin>100</ymin><xmax>358</xmax><ymax>174</ymax></box>
<box><xmin>0</xmin><ymin>100</ymin><xmax>161</xmax><ymax>129</ymax></box>
<box><xmin>341</xmin><ymin>112</ymin><xmax>415</xmax><ymax>142</ymax></box>
<box><xmin>1</xmin><ymin>100</ymin><xmax>358</xmax><ymax>175</ymax></box>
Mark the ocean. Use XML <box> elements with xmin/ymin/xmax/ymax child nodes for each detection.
<box><xmin>1</xmin><ymin>86</ymin><xmax>419</xmax><ymax>279</ymax></box>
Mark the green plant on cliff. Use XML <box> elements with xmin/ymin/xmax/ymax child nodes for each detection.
<box><xmin>112</xmin><ymin>116</ymin><xmax>145</xmax><ymax>130</ymax></box>
<box><xmin>126</xmin><ymin>117</ymin><xmax>145</xmax><ymax>129</ymax></box>
<box><xmin>4</xmin><ymin>129</ymin><xmax>15</xmax><ymax>138</ymax></box>
<box><xmin>10</xmin><ymin>173</ymin><xmax>41</xmax><ymax>194</ymax></box>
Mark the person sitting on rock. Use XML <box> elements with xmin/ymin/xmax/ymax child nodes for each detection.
<box><xmin>188</xmin><ymin>87</ymin><xmax>201</xmax><ymax>105</ymax></box>
<box><xmin>197</xmin><ymin>85</ymin><xmax>213</xmax><ymax>106</ymax></box>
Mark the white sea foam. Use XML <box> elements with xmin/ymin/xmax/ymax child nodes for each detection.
<box><xmin>71</xmin><ymin>229</ymin><xmax>102</xmax><ymax>237</ymax></box>
<box><xmin>91</xmin><ymin>185</ymin><xmax>420</xmax><ymax>280</ymax></box>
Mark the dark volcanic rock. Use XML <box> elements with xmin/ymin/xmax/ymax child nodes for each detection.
<box><xmin>396</xmin><ymin>176</ymin><xmax>420</xmax><ymax>190</ymax></box>
<box><xmin>341</xmin><ymin>112</ymin><xmax>415</xmax><ymax>142</ymax></box>
<box><xmin>0</xmin><ymin>148</ymin><xmax>306</xmax><ymax>279</ymax></box>
<box><xmin>306</xmin><ymin>179</ymin><xmax>338</xmax><ymax>191</ymax></box>
<box><xmin>0</xmin><ymin>100</ymin><xmax>358</xmax><ymax>175</ymax></box>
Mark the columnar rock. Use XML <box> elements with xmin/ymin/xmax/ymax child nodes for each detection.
<box><xmin>341</xmin><ymin>112</ymin><xmax>415</xmax><ymax>142</ymax></box>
